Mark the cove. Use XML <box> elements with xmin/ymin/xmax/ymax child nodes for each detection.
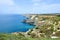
<box><xmin>0</xmin><ymin>14</ymin><xmax>34</xmax><ymax>33</ymax></box>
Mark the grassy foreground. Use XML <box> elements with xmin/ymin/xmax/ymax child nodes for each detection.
<box><xmin>0</xmin><ymin>33</ymin><xmax>60</xmax><ymax>40</ymax></box>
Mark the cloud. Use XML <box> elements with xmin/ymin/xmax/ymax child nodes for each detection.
<box><xmin>32</xmin><ymin>0</ymin><xmax>42</xmax><ymax>6</ymax></box>
<box><xmin>32</xmin><ymin>4</ymin><xmax>60</xmax><ymax>13</ymax></box>
<box><xmin>0</xmin><ymin>0</ymin><xmax>60</xmax><ymax>14</ymax></box>
<box><xmin>44</xmin><ymin>4</ymin><xmax>60</xmax><ymax>13</ymax></box>
<box><xmin>0</xmin><ymin>0</ymin><xmax>14</xmax><ymax>5</ymax></box>
<box><xmin>0</xmin><ymin>0</ymin><xmax>22</xmax><ymax>14</ymax></box>
<box><xmin>0</xmin><ymin>0</ymin><xmax>34</xmax><ymax>14</ymax></box>
<box><xmin>31</xmin><ymin>0</ymin><xmax>60</xmax><ymax>13</ymax></box>
<box><xmin>32</xmin><ymin>0</ymin><xmax>42</xmax><ymax>2</ymax></box>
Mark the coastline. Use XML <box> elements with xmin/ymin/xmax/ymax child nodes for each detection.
<box><xmin>19</xmin><ymin>14</ymin><xmax>60</xmax><ymax>38</ymax></box>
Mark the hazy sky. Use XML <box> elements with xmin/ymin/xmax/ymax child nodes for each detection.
<box><xmin>0</xmin><ymin>0</ymin><xmax>60</xmax><ymax>14</ymax></box>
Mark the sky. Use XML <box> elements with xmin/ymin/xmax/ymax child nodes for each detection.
<box><xmin>0</xmin><ymin>0</ymin><xmax>60</xmax><ymax>14</ymax></box>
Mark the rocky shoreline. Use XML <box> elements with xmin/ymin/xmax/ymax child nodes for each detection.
<box><xmin>13</xmin><ymin>14</ymin><xmax>60</xmax><ymax>38</ymax></box>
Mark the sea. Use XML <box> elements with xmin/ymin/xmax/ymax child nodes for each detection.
<box><xmin>0</xmin><ymin>14</ymin><xmax>34</xmax><ymax>33</ymax></box>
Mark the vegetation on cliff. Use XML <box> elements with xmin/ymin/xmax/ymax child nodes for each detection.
<box><xmin>25</xmin><ymin>15</ymin><xmax>60</xmax><ymax>38</ymax></box>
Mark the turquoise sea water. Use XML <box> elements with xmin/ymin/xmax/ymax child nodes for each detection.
<box><xmin>0</xmin><ymin>14</ymin><xmax>34</xmax><ymax>33</ymax></box>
